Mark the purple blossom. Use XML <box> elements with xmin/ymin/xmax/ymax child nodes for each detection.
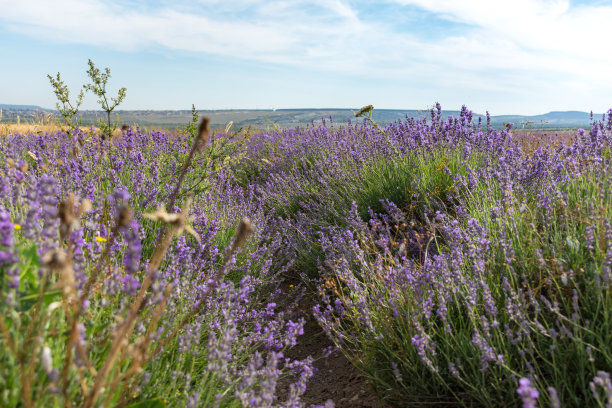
<box><xmin>0</xmin><ymin>208</ymin><xmax>18</xmax><ymax>267</ymax></box>
<box><xmin>517</xmin><ymin>378</ymin><xmax>539</xmax><ymax>408</ymax></box>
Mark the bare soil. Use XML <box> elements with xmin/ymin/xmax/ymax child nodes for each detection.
<box><xmin>278</xmin><ymin>284</ymin><xmax>384</xmax><ymax>408</ymax></box>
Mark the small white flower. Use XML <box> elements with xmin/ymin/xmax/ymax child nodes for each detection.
<box><xmin>561</xmin><ymin>273</ymin><xmax>568</xmax><ymax>286</ymax></box>
<box><xmin>41</xmin><ymin>346</ymin><xmax>53</xmax><ymax>374</ymax></box>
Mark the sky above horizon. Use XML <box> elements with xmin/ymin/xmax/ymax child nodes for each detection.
<box><xmin>1</xmin><ymin>0</ymin><xmax>611</xmax><ymax>115</ymax></box>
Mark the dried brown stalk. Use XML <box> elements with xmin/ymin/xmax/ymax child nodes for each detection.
<box><xmin>84</xmin><ymin>190</ymin><xmax>199</xmax><ymax>407</ymax></box>
<box><xmin>166</xmin><ymin>117</ymin><xmax>209</xmax><ymax>211</ymax></box>
<box><xmin>0</xmin><ymin>314</ymin><xmax>16</xmax><ymax>354</ymax></box>
<box><xmin>111</xmin><ymin>285</ymin><xmax>173</xmax><ymax>408</ymax></box>
<box><xmin>19</xmin><ymin>270</ymin><xmax>54</xmax><ymax>408</ymax></box>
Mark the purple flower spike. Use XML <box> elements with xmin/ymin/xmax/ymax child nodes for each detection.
<box><xmin>517</xmin><ymin>378</ymin><xmax>539</xmax><ymax>408</ymax></box>
<box><xmin>0</xmin><ymin>207</ymin><xmax>18</xmax><ymax>267</ymax></box>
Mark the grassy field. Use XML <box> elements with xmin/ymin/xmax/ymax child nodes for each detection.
<box><xmin>0</xmin><ymin>106</ymin><xmax>610</xmax><ymax>407</ymax></box>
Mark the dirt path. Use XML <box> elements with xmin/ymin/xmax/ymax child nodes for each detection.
<box><xmin>278</xmin><ymin>284</ymin><xmax>384</xmax><ymax>407</ymax></box>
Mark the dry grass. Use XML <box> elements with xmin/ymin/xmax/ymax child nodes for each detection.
<box><xmin>511</xmin><ymin>129</ymin><xmax>579</xmax><ymax>152</ymax></box>
<box><xmin>0</xmin><ymin>123</ymin><xmax>136</xmax><ymax>138</ymax></box>
<box><xmin>0</xmin><ymin>110</ymin><xmax>140</xmax><ymax>137</ymax></box>
<box><xmin>0</xmin><ymin>110</ymin><xmax>61</xmax><ymax>136</ymax></box>
<box><xmin>0</xmin><ymin>123</ymin><xmax>62</xmax><ymax>136</ymax></box>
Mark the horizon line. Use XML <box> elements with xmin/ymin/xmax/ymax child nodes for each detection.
<box><xmin>0</xmin><ymin>104</ymin><xmax>605</xmax><ymax>117</ymax></box>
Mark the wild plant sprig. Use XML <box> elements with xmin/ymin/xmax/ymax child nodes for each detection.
<box><xmin>83</xmin><ymin>59</ymin><xmax>127</xmax><ymax>140</ymax></box>
<box><xmin>353</xmin><ymin>104</ymin><xmax>401</xmax><ymax>156</ymax></box>
<box><xmin>46</xmin><ymin>72</ymin><xmax>84</xmax><ymax>133</ymax></box>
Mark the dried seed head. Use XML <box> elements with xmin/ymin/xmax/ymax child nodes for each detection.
<box><xmin>126</xmin><ymin>344</ymin><xmax>137</xmax><ymax>357</ymax></box>
<box><xmin>118</xmin><ymin>205</ymin><xmax>133</xmax><ymax>228</ymax></box>
<box><xmin>58</xmin><ymin>195</ymin><xmax>91</xmax><ymax>239</ymax></box>
<box><xmin>47</xmin><ymin>301</ymin><xmax>62</xmax><ymax>312</ymax></box>
<box><xmin>144</xmin><ymin>200</ymin><xmax>200</xmax><ymax>242</ymax></box>
<box><xmin>27</xmin><ymin>151</ymin><xmax>38</xmax><ymax>161</ymax></box>
<box><xmin>79</xmin><ymin>199</ymin><xmax>92</xmax><ymax>215</ymax></box>
<box><xmin>42</xmin><ymin>249</ymin><xmax>75</xmax><ymax>297</ymax></box>
<box><xmin>197</xmin><ymin>117</ymin><xmax>210</xmax><ymax>146</ymax></box>
<box><xmin>58</xmin><ymin>194</ymin><xmax>77</xmax><ymax>239</ymax></box>
<box><xmin>233</xmin><ymin>217</ymin><xmax>253</xmax><ymax>249</ymax></box>
<box><xmin>41</xmin><ymin>248</ymin><xmax>69</xmax><ymax>269</ymax></box>
<box><xmin>145</xmin><ymin>206</ymin><xmax>181</xmax><ymax>224</ymax></box>
<box><xmin>225</xmin><ymin>121</ymin><xmax>233</xmax><ymax>134</ymax></box>
<box><xmin>354</xmin><ymin>104</ymin><xmax>374</xmax><ymax>118</ymax></box>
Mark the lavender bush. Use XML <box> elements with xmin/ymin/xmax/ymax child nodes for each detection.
<box><xmin>0</xmin><ymin>120</ymin><xmax>314</xmax><ymax>407</ymax></box>
<box><xmin>229</xmin><ymin>105</ymin><xmax>611</xmax><ymax>405</ymax></box>
<box><xmin>306</xmin><ymin>109</ymin><xmax>612</xmax><ymax>406</ymax></box>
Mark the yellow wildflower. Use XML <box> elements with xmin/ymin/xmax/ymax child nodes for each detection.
<box><xmin>95</xmin><ymin>236</ymin><xmax>107</xmax><ymax>243</ymax></box>
<box><xmin>14</xmin><ymin>224</ymin><xmax>21</xmax><ymax>230</ymax></box>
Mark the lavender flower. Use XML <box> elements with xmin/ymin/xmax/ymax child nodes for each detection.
<box><xmin>590</xmin><ymin>371</ymin><xmax>612</xmax><ymax>406</ymax></box>
<box><xmin>517</xmin><ymin>378</ymin><xmax>539</xmax><ymax>408</ymax></box>
<box><xmin>0</xmin><ymin>208</ymin><xmax>18</xmax><ymax>267</ymax></box>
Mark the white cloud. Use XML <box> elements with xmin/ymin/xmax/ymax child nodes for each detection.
<box><xmin>1</xmin><ymin>0</ymin><xmax>611</xmax><ymax>113</ymax></box>
<box><xmin>1</xmin><ymin>0</ymin><xmax>609</xmax><ymax>73</ymax></box>
<box><xmin>0</xmin><ymin>0</ymin><xmax>368</xmax><ymax>63</ymax></box>
<box><xmin>389</xmin><ymin>0</ymin><xmax>612</xmax><ymax>74</ymax></box>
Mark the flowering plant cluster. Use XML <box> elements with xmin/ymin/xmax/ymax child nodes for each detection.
<box><xmin>2</xmin><ymin>102</ymin><xmax>611</xmax><ymax>407</ymax></box>
<box><xmin>233</xmin><ymin>105</ymin><xmax>612</xmax><ymax>406</ymax></box>
<box><xmin>0</xmin><ymin>121</ymin><xmax>315</xmax><ymax>407</ymax></box>
<box><xmin>308</xmin><ymin>108</ymin><xmax>611</xmax><ymax>406</ymax></box>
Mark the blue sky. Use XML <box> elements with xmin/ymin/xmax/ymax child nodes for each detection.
<box><xmin>1</xmin><ymin>0</ymin><xmax>611</xmax><ymax>115</ymax></box>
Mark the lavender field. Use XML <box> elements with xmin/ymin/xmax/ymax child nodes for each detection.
<box><xmin>1</xmin><ymin>106</ymin><xmax>611</xmax><ymax>407</ymax></box>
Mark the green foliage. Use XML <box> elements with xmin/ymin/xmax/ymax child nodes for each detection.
<box><xmin>83</xmin><ymin>59</ymin><xmax>127</xmax><ymax>139</ymax></box>
<box><xmin>126</xmin><ymin>398</ymin><xmax>167</xmax><ymax>408</ymax></box>
<box><xmin>47</xmin><ymin>59</ymin><xmax>126</xmax><ymax>138</ymax></box>
<box><xmin>263</xmin><ymin>146</ymin><xmax>480</xmax><ymax>279</ymax></box>
<box><xmin>179</xmin><ymin>104</ymin><xmax>200</xmax><ymax>140</ymax></box>
<box><xmin>46</xmin><ymin>72</ymin><xmax>85</xmax><ymax>133</ymax></box>
<box><xmin>356</xmin><ymin>147</ymin><xmax>479</xmax><ymax>222</ymax></box>
<box><xmin>328</xmin><ymin>163</ymin><xmax>612</xmax><ymax>407</ymax></box>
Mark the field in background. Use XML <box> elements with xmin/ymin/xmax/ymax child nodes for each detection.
<box><xmin>0</xmin><ymin>105</ymin><xmax>603</xmax><ymax>131</ymax></box>
<box><xmin>1</xmin><ymin>118</ymin><xmax>584</xmax><ymax>154</ymax></box>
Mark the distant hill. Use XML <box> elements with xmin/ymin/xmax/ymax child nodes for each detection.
<box><xmin>490</xmin><ymin>111</ymin><xmax>600</xmax><ymax>128</ymax></box>
<box><xmin>0</xmin><ymin>104</ymin><xmax>48</xmax><ymax>111</ymax></box>
<box><xmin>0</xmin><ymin>105</ymin><xmax>604</xmax><ymax>130</ymax></box>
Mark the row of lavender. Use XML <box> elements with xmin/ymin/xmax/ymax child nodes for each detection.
<box><xmin>0</xmin><ymin>123</ymin><xmax>320</xmax><ymax>407</ymax></box>
<box><xmin>1</xmin><ymin>105</ymin><xmax>611</xmax><ymax>407</ymax></box>
<box><xmin>237</xmin><ymin>107</ymin><xmax>612</xmax><ymax>407</ymax></box>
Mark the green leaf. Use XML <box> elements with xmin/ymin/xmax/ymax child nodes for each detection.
<box><xmin>125</xmin><ymin>398</ymin><xmax>167</xmax><ymax>408</ymax></box>
<box><xmin>19</xmin><ymin>245</ymin><xmax>40</xmax><ymax>290</ymax></box>
<box><xmin>17</xmin><ymin>289</ymin><xmax>61</xmax><ymax>312</ymax></box>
